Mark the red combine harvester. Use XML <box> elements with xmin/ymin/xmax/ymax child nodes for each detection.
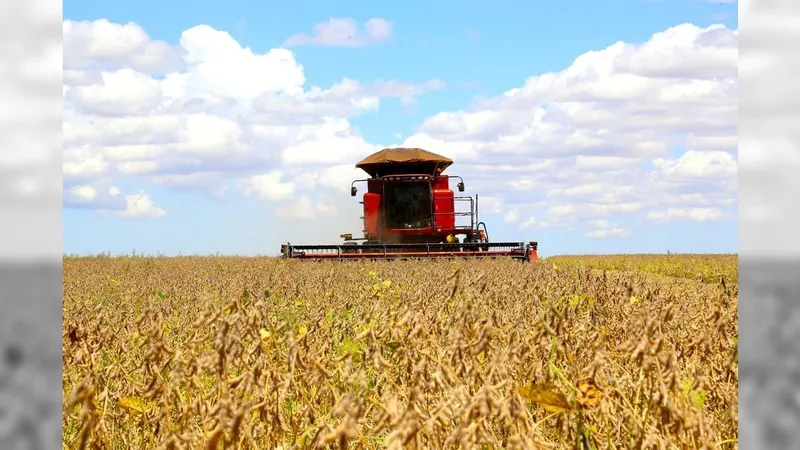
<box><xmin>280</xmin><ymin>147</ymin><xmax>538</xmax><ymax>262</ymax></box>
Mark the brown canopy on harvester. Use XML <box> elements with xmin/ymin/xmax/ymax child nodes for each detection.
<box><xmin>355</xmin><ymin>147</ymin><xmax>453</xmax><ymax>177</ymax></box>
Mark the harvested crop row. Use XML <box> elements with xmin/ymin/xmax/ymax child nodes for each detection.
<box><xmin>62</xmin><ymin>256</ymin><xmax>738</xmax><ymax>449</ymax></box>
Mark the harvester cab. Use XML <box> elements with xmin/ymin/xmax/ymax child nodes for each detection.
<box><xmin>280</xmin><ymin>147</ymin><xmax>538</xmax><ymax>261</ymax></box>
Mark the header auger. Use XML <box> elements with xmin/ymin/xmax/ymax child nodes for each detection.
<box><xmin>280</xmin><ymin>147</ymin><xmax>538</xmax><ymax>262</ymax></box>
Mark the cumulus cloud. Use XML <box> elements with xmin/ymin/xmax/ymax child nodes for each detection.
<box><xmin>503</xmin><ymin>209</ymin><xmax>520</xmax><ymax>224</ymax></box>
<box><xmin>584</xmin><ymin>219</ymin><xmax>630</xmax><ymax>239</ymax></box>
<box><xmin>404</xmin><ymin>25</ymin><xmax>736</xmax><ymax>163</ymax></box>
<box><xmin>283</xmin><ymin>18</ymin><xmax>393</xmax><ymax>47</ymax></box>
<box><xmin>612</xmin><ymin>23</ymin><xmax>737</xmax><ymax>79</ymax></box>
<box><xmin>64</xmin><ymin>69</ymin><xmax>165</xmax><ymax>117</ymax></box>
<box><xmin>519</xmin><ymin>216</ymin><xmax>541</xmax><ymax>229</ymax></box>
<box><xmin>646</xmin><ymin>207</ymin><xmax>726</xmax><ymax>223</ymax></box>
<box><xmin>64</xmin><ymin>183</ymin><xmax>124</xmax><ymax>210</ymax></box>
<box><xmin>63</xmin><ymin>19</ymin><xmax>184</xmax><ymax>74</ymax></box>
<box><xmin>62</xmin><ymin>19</ymin><xmax>443</xmax><ymax>222</ymax></box>
<box><xmin>111</xmin><ymin>189</ymin><xmax>167</xmax><ymax>219</ymax></box>
<box><xmin>652</xmin><ymin>150</ymin><xmax>738</xmax><ymax>180</ymax></box>
<box><xmin>251</xmin><ymin>78</ymin><xmax>446</xmax><ymax>120</ymax></box>
<box><xmin>62</xmin><ymin>18</ymin><xmax>738</xmax><ymax>244</ymax></box>
<box><xmin>239</xmin><ymin>170</ymin><xmax>295</xmax><ymax>202</ymax></box>
<box><xmin>64</xmin><ymin>184</ymin><xmax>166</xmax><ymax>219</ymax></box>
<box><xmin>397</xmin><ymin>23</ymin><xmax>737</xmax><ymax>228</ymax></box>
<box><xmin>275</xmin><ymin>195</ymin><xmax>338</xmax><ymax>220</ymax></box>
<box><xmin>586</xmin><ymin>228</ymin><xmax>631</xmax><ymax>239</ymax></box>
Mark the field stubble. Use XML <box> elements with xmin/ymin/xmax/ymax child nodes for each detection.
<box><xmin>62</xmin><ymin>255</ymin><xmax>738</xmax><ymax>449</ymax></box>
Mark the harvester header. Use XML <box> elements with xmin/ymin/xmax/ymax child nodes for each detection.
<box><xmin>281</xmin><ymin>147</ymin><xmax>538</xmax><ymax>262</ymax></box>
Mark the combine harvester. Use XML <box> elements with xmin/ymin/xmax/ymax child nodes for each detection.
<box><xmin>280</xmin><ymin>147</ymin><xmax>538</xmax><ymax>262</ymax></box>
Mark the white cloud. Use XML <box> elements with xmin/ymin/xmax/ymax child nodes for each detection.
<box><xmin>71</xmin><ymin>185</ymin><xmax>97</xmax><ymax>202</ymax></box>
<box><xmin>117</xmin><ymin>160</ymin><xmax>160</xmax><ymax>176</ymax></box>
<box><xmin>239</xmin><ymin>170</ymin><xmax>295</xmax><ymax>202</ymax></box>
<box><xmin>64</xmin><ymin>183</ymin><xmax>120</xmax><ymax>210</ymax></box>
<box><xmin>61</xmin><ymin>19</ymin><xmax>738</xmax><ymax>243</ymax></box>
<box><xmin>62</xmin><ymin>19</ymin><xmax>441</xmax><ymax>201</ymax></box>
<box><xmin>547</xmin><ymin>183</ymin><xmax>635</xmax><ymax>200</ymax></box>
<box><xmin>169</xmin><ymin>25</ymin><xmax>306</xmax><ymax>100</ymax></box>
<box><xmin>64</xmin><ymin>69</ymin><xmax>164</xmax><ymax>116</ymax></box>
<box><xmin>112</xmin><ymin>189</ymin><xmax>167</xmax><ymax>219</ymax></box>
<box><xmin>589</xmin><ymin>219</ymin><xmax>613</xmax><ymax>229</ymax></box>
<box><xmin>275</xmin><ymin>119</ymin><xmax>381</xmax><ymax>166</ymax></box>
<box><xmin>283</xmin><ymin>18</ymin><xmax>392</xmax><ymax>47</ymax></box>
<box><xmin>520</xmin><ymin>216</ymin><xmax>540</xmax><ymax>228</ymax></box>
<box><xmin>251</xmin><ymin>78</ymin><xmax>445</xmax><ymax>119</ymax></box>
<box><xmin>63</xmin><ymin>152</ymin><xmax>108</xmax><ymax>180</ymax></box>
<box><xmin>404</xmin><ymin>24</ymin><xmax>736</xmax><ymax>166</ymax></box>
<box><xmin>302</xmin><ymin>164</ymin><xmax>368</xmax><ymax>194</ymax></box>
<box><xmin>651</xmin><ymin>150</ymin><xmax>738</xmax><ymax>179</ymax></box>
<box><xmin>470</xmin><ymin>195</ymin><xmax>504</xmax><ymax>215</ymax></box>
<box><xmin>509</xmin><ymin>179</ymin><xmax>538</xmax><ymax>191</ymax></box>
<box><xmin>503</xmin><ymin>209</ymin><xmax>519</xmax><ymax>224</ymax></box>
<box><xmin>586</xmin><ymin>227</ymin><xmax>631</xmax><ymax>239</ymax></box>
<box><xmin>646</xmin><ymin>207</ymin><xmax>725</xmax><ymax>223</ymax></box>
<box><xmin>175</xmin><ymin>113</ymin><xmax>249</xmax><ymax>158</ymax></box>
<box><xmin>276</xmin><ymin>194</ymin><xmax>338</xmax><ymax>220</ymax></box>
<box><xmin>63</xmin><ymin>19</ymin><xmax>184</xmax><ymax>73</ymax></box>
<box><xmin>64</xmin><ymin>183</ymin><xmax>165</xmax><ymax>219</ymax></box>
<box><xmin>150</xmin><ymin>172</ymin><xmax>225</xmax><ymax>190</ymax></box>
<box><xmin>612</xmin><ymin>24</ymin><xmax>737</xmax><ymax>79</ymax></box>
<box><xmin>585</xmin><ymin>219</ymin><xmax>630</xmax><ymax>239</ymax></box>
<box><xmin>392</xmin><ymin>23</ymin><xmax>737</xmax><ymax>227</ymax></box>
<box><xmin>549</xmin><ymin>202</ymin><xmax>643</xmax><ymax>219</ymax></box>
<box><xmin>502</xmin><ymin>211</ymin><xmax>548</xmax><ymax>230</ymax></box>
<box><xmin>364</xmin><ymin>18</ymin><xmax>392</xmax><ymax>41</ymax></box>
<box><xmin>573</xmin><ymin>155</ymin><xmax>640</xmax><ymax>171</ymax></box>
<box><xmin>63</xmin><ymin>115</ymin><xmax>183</xmax><ymax>148</ymax></box>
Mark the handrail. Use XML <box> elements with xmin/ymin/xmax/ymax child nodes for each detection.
<box><xmin>433</xmin><ymin>196</ymin><xmax>476</xmax><ymax>231</ymax></box>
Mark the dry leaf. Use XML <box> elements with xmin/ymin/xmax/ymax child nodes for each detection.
<box><xmin>118</xmin><ymin>397</ymin><xmax>153</xmax><ymax>415</ymax></box>
<box><xmin>517</xmin><ymin>382</ymin><xmax>572</xmax><ymax>413</ymax></box>
<box><xmin>576</xmin><ymin>380</ymin><xmax>602</xmax><ymax>408</ymax></box>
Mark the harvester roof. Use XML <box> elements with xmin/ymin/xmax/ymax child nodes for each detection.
<box><xmin>355</xmin><ymin>147</ymin><xmax>453</xmax><ymax>177</ymax></box>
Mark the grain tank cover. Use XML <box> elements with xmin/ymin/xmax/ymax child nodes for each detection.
<box><xmin>355</xmin><ymin>147</ymin><xmax>453</xmax><ymax>177</ymax></box>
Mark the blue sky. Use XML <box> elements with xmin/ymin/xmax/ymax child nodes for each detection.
<box><xmin>62</xmin><ymin>0</ymin><xmax>739</xmax><ymax>257</ymax></box>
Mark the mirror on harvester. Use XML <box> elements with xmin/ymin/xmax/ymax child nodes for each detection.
<box><xmin>351</xmin><ymin>186</ymin><xmax>358</xmax><ymax>196</ymax></box>
<box><xmin>457</xmin><ymin>182</ymin><xmax>465</xmax><ymax>192</ymax></box>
